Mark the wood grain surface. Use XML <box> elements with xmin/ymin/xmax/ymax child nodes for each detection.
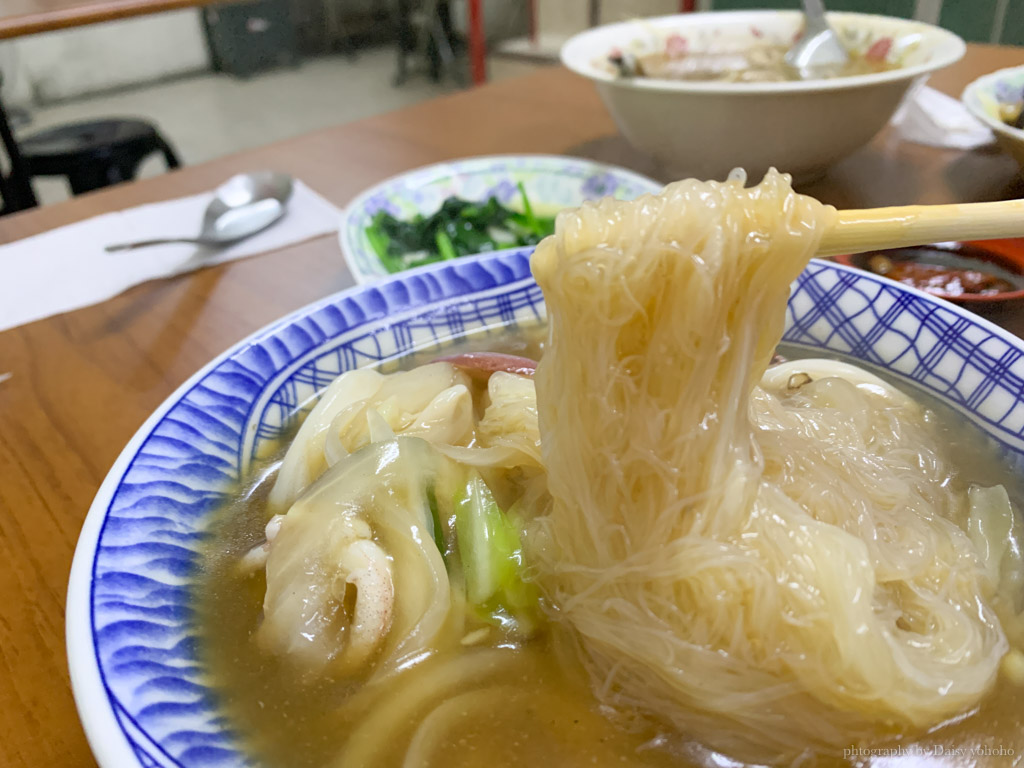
<box><xmin>1</xmin><ymin>44</ymin><xmax>1023</xmax><ymax>767</ymax></box>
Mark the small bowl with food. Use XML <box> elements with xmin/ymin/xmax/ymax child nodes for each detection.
<box><xmin>836</xmin><ymin>240</ymin><xmax>1024</xmax><ymax>305</ymax></box>
<box><xmin>561</xmin><ymin>11</ymin><xmax>965</xmax><ymax>181</ymax></box>
<box><xmin>963</xmin><ymin>65</ymin><xmax>1024</xmax><ymax>168</ymax></box>
<box><xmin>339</xmin><ymin>155</ymin><xmax>662</xmax><ymax>283</ymax></box>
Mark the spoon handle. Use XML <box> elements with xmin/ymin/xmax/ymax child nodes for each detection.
<box><xmin>802</xmin><ymin>0</ymin><xmax>827</xmax><ymax>19</ymax></box>
<box><xmin>105</xmin><ymin>237</ymin><xmax>207</xmax><ymax>252</ymax></box>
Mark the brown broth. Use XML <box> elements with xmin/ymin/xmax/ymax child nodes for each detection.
<box><xmin>194</xmin><ymin>333</ymin><xmax>1024</xmax><ymax>768</ymax></box>
<box><xmin>613</xmin><ymin>43</ymin><xmax>898</xmax><ymax>84</ymax></box>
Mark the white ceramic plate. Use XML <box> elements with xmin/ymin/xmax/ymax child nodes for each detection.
<box><xmin>337</xmin><ymin>155</ymin><xmax>662</xmax><ymax>283</ymax></box>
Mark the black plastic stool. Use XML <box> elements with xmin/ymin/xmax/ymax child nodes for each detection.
<box><xmin>20</xmin><ymin>119</ymin><xmax>181</xmax><ymax>195</ymax></box>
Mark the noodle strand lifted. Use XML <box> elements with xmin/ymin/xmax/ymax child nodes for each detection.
<box><xmin>530</xmin><ymin>170</ymin><xmax>1008</xmax><ymax>761</ymax></box>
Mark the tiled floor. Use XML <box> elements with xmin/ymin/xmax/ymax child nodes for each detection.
<box><xmin>16</xmin><ymin>48</ymin><xmax>544</xmax><ymax>205</ymax></box>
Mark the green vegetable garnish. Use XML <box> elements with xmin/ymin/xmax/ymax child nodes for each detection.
<box><xmin>449</xmin><ymin>470</ymin><xmax>539</xmax><ymax>633</ymax></box>
<box><xmin>517</xmin><ymin>181</ymin><xmax>542</xmax><ymax>238</ymax></box>
<box><xmin>435</xmin><ymin>230</ymin><xmax>458</xmax><ymax>261</ymax></box>
<box><xmin>364</xmin><ymin>189</ymin><xmax>555</xmax><ymax>273</ymax></box>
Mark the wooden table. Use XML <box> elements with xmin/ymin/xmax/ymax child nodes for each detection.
<box><xmin>1</xmin><ymin>43</ymin><xmax>1023</xmax><ymax>767</ymax></box>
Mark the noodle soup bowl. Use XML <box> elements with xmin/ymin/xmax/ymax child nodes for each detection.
<box><xmin>561</xmin><ymin>11</ymin><xmax>965</xmax><ymax>181</ymax></box>
<box><xmin>67</xmin><ymin>249</ymin><xmax>1024</xmax><ymax>766</ymax></box>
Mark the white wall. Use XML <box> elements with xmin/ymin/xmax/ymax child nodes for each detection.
<box><xmin>0</xmin><ymin>10</ymin><xmax>210</xmax><ymax>106</ymax></box>
<box><xmin>536</xmin><ymin>0</ymin><xmax>679</xmax><ymax>38</ymax></box>
<box><xmin>0</xmin><ymin>0</ymin><xmax>526</xmax><ymax>109</ymax></box>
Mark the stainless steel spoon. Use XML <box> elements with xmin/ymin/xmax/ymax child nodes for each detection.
<box><xmin>785</xmin><ymin>0</ymin><xmax>850</xmax><ymax>79</ymax></box>
<box><xmin>105</xmin><ymin>171</ymin><xmax>294</xmax><ymax>252</ymax></box>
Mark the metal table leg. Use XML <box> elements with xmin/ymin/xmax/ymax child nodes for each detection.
<box><xmin>468</xmin><ymin>0</ymin><xmax>486</xmax><ymax>85</ymax></box>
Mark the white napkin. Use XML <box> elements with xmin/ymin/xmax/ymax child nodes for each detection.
<box><xmin>892</xmin><ymin>84</ymin><xmax>995</xmax><ymax>150</ymax></box>
<box><xmin>0</xmin><ymin>180</ymin><xmax>341</xmax><ymax>333</ymax></box>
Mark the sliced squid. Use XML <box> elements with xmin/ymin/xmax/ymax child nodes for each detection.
<box><xmin>259</xmin><ymin>438</ymin><xmax>453</xmax><ymax>678</ymax></box>
<box><xmin>260</xmin><ymin>511</ymin><xmax>394</xmax><ymax>673</ymax></box>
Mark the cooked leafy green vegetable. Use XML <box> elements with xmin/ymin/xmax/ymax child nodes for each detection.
<box><xmin>365</xmin><ymin>187</ymin><xmax>555</xmax><ymax>274</ymax></box>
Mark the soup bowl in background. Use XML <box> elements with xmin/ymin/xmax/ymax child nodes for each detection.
<box><xmin>561</xmin><ymin>11</ymin><xmax>965</xmax><ymax>182</ymax></box>
<box><xmin>67</xmin><ymin>248</ymin><xmax>1024</xmax><ymax>767</ymax></box>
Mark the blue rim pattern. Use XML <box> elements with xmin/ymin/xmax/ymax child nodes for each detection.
<box><xmin>75</xmin><ymin>248</ymin><xmax>1024</xmax><ymax>767</ymax></box>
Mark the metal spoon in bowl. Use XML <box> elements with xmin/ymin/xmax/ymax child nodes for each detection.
<box><xmin>105</xmin><ymin>171</ymin><xmax>294</xmax><ymax>252</ymax></box>
<box><xmin>785</xmin><ymin>0</ymin><xmax>850</xmax><ymax>79</ymax></box>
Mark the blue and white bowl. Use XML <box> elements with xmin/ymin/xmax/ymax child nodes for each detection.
<box><xmin>338</xmin><ymin>155</ymin><xmax>662</xmax><ymax>284</ymax></box>
<box><xmin>67</xmin><ymin>248</ymin><xmax>1024</xmax><ymax>767</ymax></box>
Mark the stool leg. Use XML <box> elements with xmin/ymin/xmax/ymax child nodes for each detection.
<box><xmin>0</xmin><ymin>172</ymin><xmax>19</xmax><ymax>215</ymax></box>
<box><xmin>67</xmin><ymin>163</ymin><xmax>127</xmax><ymax>195</ymax></box>
<box><xmin>429</xmin><ymin>1</ymin><xmax>460</xmax><ymax>84</ymax></box>
<box><xmin>157</xmin><ymin>137</ymin><xmax>181</xmax><ymax>169</ymax></box>
<box><xmin>393</xmin><ymin>0</ymin><xmax>415</xmax><ymax>86</ymax></box>
<box><xmin>0</xmin><ymin>93</ymin><xmax>38</xmax><ymax>211</ymax></box>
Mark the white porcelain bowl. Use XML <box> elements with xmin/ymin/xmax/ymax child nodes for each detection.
<box><xmin>962</xmin><ymin>65</ymin><xmax>1024</xmax><ymax>169</ymax></box>
<box><xmin>561</xmin><ymin>11</ymin><xmax>965</xmax><ymax>181</ymax></box>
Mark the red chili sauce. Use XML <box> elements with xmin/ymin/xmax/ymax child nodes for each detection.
<box><xmin>866</xmin><ymin>255</ymin><xmax>1016</xmax><ymax>297</ymax></box>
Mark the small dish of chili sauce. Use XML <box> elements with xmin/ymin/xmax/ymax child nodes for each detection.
<box><xmin>834</xmin><ymin>240</ymin><xmax>1024</xmax><ymax>305</ymax></box>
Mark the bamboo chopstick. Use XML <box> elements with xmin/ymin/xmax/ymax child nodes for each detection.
<box><xmin>817</xmin><ymin>199</ymin><xmax>1024</xmax><ymax>257</ymax></box>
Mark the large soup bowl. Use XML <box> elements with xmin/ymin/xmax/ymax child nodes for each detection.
<box><xmin>561</xmin><ymin>11</ymin><xmax>965</xmax><ymax>181</ymax></box>
<box><xmin>67</xmin><ymin>248</ymin><xmax>1024</xmax><ymax>766</ymax></box>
